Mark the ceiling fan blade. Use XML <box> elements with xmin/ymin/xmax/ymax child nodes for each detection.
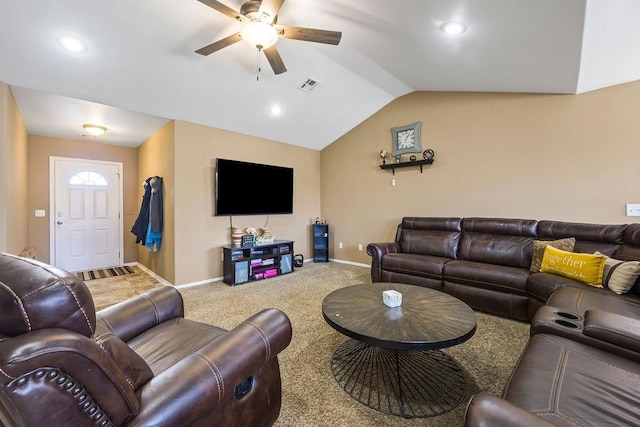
<box><xmin>257</xmin><ymin>0</ymin><xmax>285</xmax><ymax>24</ymax></box>
<box><xmin>195</xmin><ymin>33</ymin><xmax>242</xmax><ymax>56</ymax></box>
<box><xmin>276</xmin><ymin>26</ymin><xmax>342</xmax><ymax>45</ymax></box>
<box><xmin>197</xmin><ymin>0</ymin><xmax>244</xmax><ymax>21</ymax></box>
<box><xmin>263</xmin><ymin>46</ymin><xmax>287</xmax><ymax>75</ymax></box>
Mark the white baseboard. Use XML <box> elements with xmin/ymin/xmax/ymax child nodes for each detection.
<box><xmin>126</xmin><ymin>258</ymin><xmax>369</xmax><ymax>290</ymax></box>
<box><xmin>176</xmin><ymin>277</ymin><xmax>223</xmax><ymax>289</ymax></box>
<box><xmin>125</xmin><ymin>262</ymin><xmax>174</xmax><ymax>287</ymax></box>
<box><xmin>327</xmin><ymin>258</ymin><xmax>370</xmax><ymax>268</ymax></box>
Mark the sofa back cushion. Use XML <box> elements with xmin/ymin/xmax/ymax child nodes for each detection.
<box><xmin>614</xmin><ymin>223</ymin><xmax>640</xmax><ymax>261</ymax></box>
<box><xmin>0</xmin><ymin>253</ymin><xmax>96</xmax><ymax>337</ymax></box>
<box><xmin>613</xmin><ymin>223</ymin><xmax>640</xmax><ymax>296</ymax></box>
<box><xmin>398</xmin><ymin>217</ymin><xmax>462</xmax><ymax>258</ymax></box>
<box><xmin>537</xmin><ymin>220</ymin><xmax>625</xmax><ymax>256</ymax></box>
<box><xmin>458</xmin><ymin>218</ymin><xmax>538</xmax><ymax>268</ymax></box>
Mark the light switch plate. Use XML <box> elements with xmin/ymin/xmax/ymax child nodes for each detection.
<box><xmin>35</xmin><ymin>209</ymin><xmax>45</xmax><ymax>217</ymax></box>
<box><xmin>626</xmin><ymin>204</ymin><xmax>640</xmax><ymax>216</ymax></box>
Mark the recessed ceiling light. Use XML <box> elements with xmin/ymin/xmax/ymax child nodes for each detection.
<box><xmin>56</xmin><ymin>34</ymin><xmax>88</xmax><ymax>53</ymax></box>
<box><xmin>440</xmin><ymin>22</ymin><xmax>467</xmax><ymax>35</ymax></box>
<box><xmin>270</xmin><ymin>105</ymin><xmax>282</xmax><ymax>117</ymax></box>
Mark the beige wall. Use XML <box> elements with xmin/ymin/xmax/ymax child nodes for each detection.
<box><xmin>9</xmin><ymin>78</ymin><xmax>640</xmax><ymax>278</ymax></box>
<box><xmin>0</xmin><ymin>83</ymin><xmax>28</xmax><ymax>254</ymax></box>
<box><xmin>137</xmin><ymin>121</ymin><xmax>175</xmax><ymax>283</ymax></box>
<box><xmin>27</xmin><ymin>135</ymin><xmax>138</xmax><ymax>264</ymax></box>
<box><xmin>322</xmin><ymin>82</ymin><xmax>640</xmax><ymax>264</ymax></box>
<box><xmin>172</xmin><ymin>120</ymin><xmax>321</xmax><ymax>285</ymax></box>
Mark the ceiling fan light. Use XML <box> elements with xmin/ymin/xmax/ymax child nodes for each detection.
<box><xmin>82</xmin><ymin>124</ymin><xmax>107</xmax><ymax>136</ymax></box>
<box><xmin>240</xmin><ymin>20</ymin><xmax>279</xmax><ymax>50</ymax></box>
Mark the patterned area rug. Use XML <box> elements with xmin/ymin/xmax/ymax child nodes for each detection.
<box><xmin>76</xmin><ymin>266</ymin><xmax>135</xmax><ymax>281</ymax></box>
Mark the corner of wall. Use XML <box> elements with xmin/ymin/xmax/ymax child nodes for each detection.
<box><xmin>136</xmin><ymin>120</ymin><xmax>176</xmax><ymax>283</ymax></box>
<box><xmin>0</xmin><ymin>82</ymin><xmax>28</xmax><ymax>254</ymax></box>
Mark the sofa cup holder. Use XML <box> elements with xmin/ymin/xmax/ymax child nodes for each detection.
<box><xmin>552</xmin><ymin>319</ymin><xmax>580</xmax><ymax>329</ymax></box>
<box><xmin>554</xmin><ymin>311</ymin><xmax>582</xmax><ymax>321</ymax></box>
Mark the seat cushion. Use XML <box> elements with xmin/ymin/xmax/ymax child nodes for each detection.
<box><xmin>546</xmin><ymin>286</ymin><xmax>640</xmax><ymax>320</ymax></box>
<box><xmin>504</xmin><ymin>334</ymin><xmax>640</xmax><ymax>426</ymax></box>
<box><xmin>126</xmin><ymin>318</ymin><xmax>227</xmax><ymax>375</ymax></box>
<box><xmin>381</xmin><ymin>253</ymin><xmax>450</xmax><ymax>280</ymax></box>
<box><xmin>443</xmin><ymin>260</ymin><xmax>530</xmax><ymax>295</ymax></box>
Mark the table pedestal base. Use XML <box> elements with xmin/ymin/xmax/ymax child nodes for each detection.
<box><xmin>330</xmin><ymin>339</ymin><xmax>467</xmax><ymax>418</ymax></box>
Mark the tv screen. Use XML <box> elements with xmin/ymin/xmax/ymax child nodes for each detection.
<box><xmin>215</xmin><ymin>158</ymin><xmax>294</xmax><ymax>216</ymax></box>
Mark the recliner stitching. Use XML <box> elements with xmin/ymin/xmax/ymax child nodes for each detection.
<box><xmin>9</xmin><ymin>256</ymin><xmax>94</xmax><ymax>334</ymax></box>
<box><xmin>552</xmin><ymin>347</ymin><xmax>568</xmax><ymax>414</ymax></box>
<box><xmin>95</xmin><ymin>314</ymin><xmax>116</xmax><ymax>334</ymax></box>
<box><xmin>0</xmin><ymin>366</ymin><xmax>16</xmax><ymax>380</ymax></box>
<box><xmin>60</xmin><ymin>279</ymin><xmax>94</xmax><ymax>334</ymax></box>
<box><xmin>141</xmin><ymin>293</ymin><xmax>160</xmax><ymax>325</ymax></box>
<box><xmin>94</xmin><ymin>336</ymin><xmax>137</xmax><ymax>390</ymax></box>
<box><xmin>245</xmin><ymin>320</ymin><xmax>271</xmax><ymax>361</ymax></box>
<box><xmin>0</xmin><ymin>282</ymin><xmax>31</xmax><ymax>331</ymax></box>
<box><xmin>193</xmin><ymin>353</ymin><xmax>224</xmax><ymax>403</ymax></box>
<box><xmin>543</xmin><ymin>334</ymin><xmax>639</xmax><ymax>374</ymax></box>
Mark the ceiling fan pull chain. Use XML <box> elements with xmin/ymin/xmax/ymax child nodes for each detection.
<box><xmin>256</xmin><ymin>49</ymin><xmax>261</xmax><ymax>82</ymax></box>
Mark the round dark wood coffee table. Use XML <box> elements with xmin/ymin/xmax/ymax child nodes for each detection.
<box><xmin>322</xmin><ymin>283</ymin><xmax>477</xmax><ymax>418</ymax></box>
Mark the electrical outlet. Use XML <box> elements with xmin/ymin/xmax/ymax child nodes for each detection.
<box><xmin>339</xmin><ymin>242</ymin><xmax>343</xmax><ymax>249</ymax></box>
<box><xmin>358</xmin><ymin>244</ymin><xmax>363</xmax><ymax>251</ymax></box>
<box><xmin>626</xmin><ymin>204</ymin><xmax>640</xmax><ymax>217</ymax></box>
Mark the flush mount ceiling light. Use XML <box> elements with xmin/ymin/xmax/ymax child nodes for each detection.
<box><xmin>440</xmin><ymin>22</ymin><xmax>467</xmax><ymax>35</ymax></box>
<box><xmin>56</xmin><ymin>34</ymin><xmax>88</xmax><ymax>53</ymax></box>
<box><xmin>82</xmin><ymin>124</ymin><xmax>107</xmax><ymax>137</ymax></box>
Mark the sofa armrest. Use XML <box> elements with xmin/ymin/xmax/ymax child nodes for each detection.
<box><xmin>97</xmin><ymin>286</ymin><xmax>183</xmax><ymax>342</ymax></box>
<box><xmin>128</xmin><ymin>308</ymin><xmax>292</xmax><ymax>426</ymax></box>
<box><xmin>584</xmin><ymin>310</ymin><xmax>640</xmax><ymax>355</ymax></box>
<box><xmin>465</xmin><ymin>393</ymin><xmax>556</xmax><ymax>427</ymax></box>
<box><xmin>366</xmin><ymin>242</ymin><xmax>400</xmax><ymax>282</ymax></box>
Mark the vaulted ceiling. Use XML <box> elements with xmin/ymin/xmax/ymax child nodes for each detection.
<box><xmin>1</xmin><ymin>1</ymin><xmax>639</xmax><ymax>150</ymax></box>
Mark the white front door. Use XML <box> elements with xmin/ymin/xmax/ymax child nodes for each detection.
<box><xmin>51</xmin><ymin>157</ymin><xmax>123</xmax><ymax>272</ymax></box>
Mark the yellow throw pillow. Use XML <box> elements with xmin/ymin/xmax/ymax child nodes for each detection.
<box><xmin>595</xmin><ymin>251</ymin><xmax>640</xmax><ymax>295</ymax></box>
<box><xmin>540</xmin><ymin>246</ymin><xmax>606</xmax><ymax>287</ymax></box>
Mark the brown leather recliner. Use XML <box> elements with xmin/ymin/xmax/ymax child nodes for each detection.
<box><xmin>0</xmin><ymin>253</ymin><xmax>292</xmax><ymax>426</ymax></box>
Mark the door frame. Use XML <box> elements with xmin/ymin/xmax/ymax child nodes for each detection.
<box><xmin>49</xmin><ymin>156</ymin><xmax>124</xmax><ymax>270</ymax></box>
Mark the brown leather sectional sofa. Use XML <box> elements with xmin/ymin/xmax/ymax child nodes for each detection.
<box><xmin>0</xmin><ymin>253</ymin><xmax>292</xmax><ymax>426</ymax></box>
<box><xmin>368</xmin><ymin>217</ymin><xmax>640</xmax><ymax>426</ymax></box>
<box><xmin>367</xmin><ymin>217</ymin><xmax>640</xmax><ymax>322</ymax></box>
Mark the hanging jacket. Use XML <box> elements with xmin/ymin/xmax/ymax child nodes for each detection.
<box><xmin>148</xmin><ymin>176</ymin><xmax>163</xmax><ymax>233</ymax></box>
<box><xmin>131</xmin><ymin>178</ymin><xmax>152</xmax><ymax>244</ymax></box>
<box><xmin>132</xmin><ymin>176</ymin><xmax>164</xmax><ymax>247</ymax></box>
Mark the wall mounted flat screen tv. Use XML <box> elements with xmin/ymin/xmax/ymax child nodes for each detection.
<box><xmin>215</xmin><ymin>158</ymin><xmax>294</xmax><ymax>216</ymax></box>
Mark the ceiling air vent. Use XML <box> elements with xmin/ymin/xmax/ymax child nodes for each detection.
<box><xmin>298</xmin><ymin>78</ymin><xmax>321</xmax><ymax>94</ymax></box>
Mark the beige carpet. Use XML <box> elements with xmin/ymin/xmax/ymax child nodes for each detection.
<box><xmin>89</xmin><ymin>262</ymin><xmax>530</xmax><ymax>426</ymax></box>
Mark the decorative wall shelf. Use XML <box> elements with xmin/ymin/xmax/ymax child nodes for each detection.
<box><xmin>379</xmin><ymin>159</ymin><xmax>434</xmax><ymax>173</ymax></box>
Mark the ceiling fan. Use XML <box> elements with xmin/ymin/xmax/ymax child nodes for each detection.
<box><xmin>195</xmin><ymin>0</ymin><xmax>342</xmax><ymax>75</ymax></box>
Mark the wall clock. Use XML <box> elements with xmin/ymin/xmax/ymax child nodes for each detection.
<box><xmin>391</xmin><ymin>121</ymin><xmax>422</xmax><ymax>157</ymax></box>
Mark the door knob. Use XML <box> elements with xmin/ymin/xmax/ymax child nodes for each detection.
<box><xmin>57</xmin><ymin>221</ymin><xmax>63</xmax><ymax>225</ymax></box>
